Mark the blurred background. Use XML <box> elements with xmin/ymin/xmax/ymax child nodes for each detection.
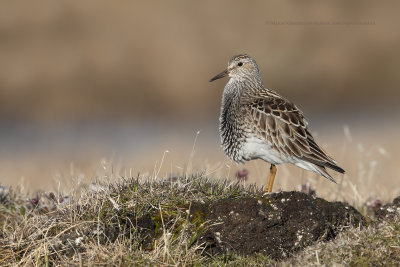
<box><xmin>0</xmin><ymin>1</ymin><xmax>399</xmax><ymax>202</ymax></box>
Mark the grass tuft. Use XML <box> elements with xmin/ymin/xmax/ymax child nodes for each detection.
<box><xmin>0</xmin><ymin>174</ymin><xmax>399</xmax><ymax>266</ymax></box>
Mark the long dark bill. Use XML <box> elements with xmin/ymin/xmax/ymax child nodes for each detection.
<box><xmin>209</xmin><ymin>69</ymin><xmax>229</xmax><ymax>82</ymax></box>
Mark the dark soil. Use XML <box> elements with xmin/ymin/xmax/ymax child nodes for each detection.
<box><xmin>10</xmin><ymin>187</ymin><xmax>367</xmax><ymax>261</ymax></box>
<box><xmin>376</xmin><ymin>196</ymin><xmax>400</xmax><ymax>220</ymax></box>
<box><xmin>195</xmin><ymin>191</ymin><xmax>365</xmax><ymax>259</ymax></box>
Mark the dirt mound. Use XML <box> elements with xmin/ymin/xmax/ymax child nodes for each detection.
<box><xmin>376</xmin><ymin>196</ymin><xmax>400</xmax><ymax>220</ymax></box>
<box><xmin>195</xmin><ymin>191</ymin><xmax>365</xmax><ymax>259</ymax></box>
<box><xmin>1</xmin><ymin>178</ymin><xmax>368</xmax><ymax>264</ymax></box>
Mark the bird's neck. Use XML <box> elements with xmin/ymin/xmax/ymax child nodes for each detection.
<box><xmin>225</xmin><ymin>76</ymin><xmax>264</xmax><ymax>98</ymax></box>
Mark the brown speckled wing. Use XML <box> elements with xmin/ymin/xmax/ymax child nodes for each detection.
<box><xmin>244</xmin><ymin>94</ymin><xmax>344</xmax><ymax>174</ymax></box>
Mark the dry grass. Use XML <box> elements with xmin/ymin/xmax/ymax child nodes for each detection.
<box><xmin>284</xmin><ymin>219</ymin><xmax>400</xmax><ymax>266</ymax></box>
<box><xmin>0</xmin><ymin>174</ymin><xmax>257</xmax><ymax>266</ymax></box>
<box><xmin>0</xmin><ymin>170</ymin><xmax>399</xmax><ymax>266</ymax></box>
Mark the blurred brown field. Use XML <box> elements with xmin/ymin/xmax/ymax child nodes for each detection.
<box><xmin>0</xmin><ymin>1</ymin><xmax>399</xmax><ymax>202</ymax></box>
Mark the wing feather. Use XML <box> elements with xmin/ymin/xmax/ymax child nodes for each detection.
<box><xmin>245</xmin><ymin>94</ymin><xmax>344</xmax><ymax>174</ymax></box>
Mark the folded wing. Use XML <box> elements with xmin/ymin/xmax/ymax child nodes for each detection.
<box><xmin>244</xmin><ymin>94</ymin><xmax>345</xmax><ymax>180</ymax></box>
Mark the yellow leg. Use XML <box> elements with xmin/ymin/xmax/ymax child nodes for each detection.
<box><xmin>264</xmin><ymin>164</ymin><xmax>277</xmax><ymax>192</ymax></box>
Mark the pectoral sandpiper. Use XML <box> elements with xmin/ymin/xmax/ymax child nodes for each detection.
<box><xmin>210</xmin><ymin>54</ymin><xmax>344</xmax><ymax>192</ymax></box>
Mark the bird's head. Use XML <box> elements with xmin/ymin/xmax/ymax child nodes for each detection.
<box><xmin>209</xmin><ymin>54</ymin><xmax>261</xmax><ymax>83</ymax></box>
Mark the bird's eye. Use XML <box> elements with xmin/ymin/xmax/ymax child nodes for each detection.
<box><xmin>238</xmin><ymin>62</ymin><xmax>243</xmax><ymax>67</ymax></box>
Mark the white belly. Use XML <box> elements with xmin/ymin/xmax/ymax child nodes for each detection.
<box><xmin>239</xmin><ymin>137</ymin><xmax>332</xmax><ymax>179</ymax></box>
<box><xmin>239</xmin><ymin>136</ymin><xmax>286</xmax><ymax>165</ymax></box>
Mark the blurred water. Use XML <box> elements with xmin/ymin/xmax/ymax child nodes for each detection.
<box><xmin>0</xmin><ymin>110</ymin><xmax>398</xmax><ymax>158</ymax></box>
<box><xmin>0</xmin><ymin>119</ymin><xmax>218</xmax><ymax>159</ymax></box>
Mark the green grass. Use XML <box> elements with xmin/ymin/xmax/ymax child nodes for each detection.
<box><xmin>0</xmin><ymin>174</ymin><xmax>399</xmax><ymax>266</ymax></box>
